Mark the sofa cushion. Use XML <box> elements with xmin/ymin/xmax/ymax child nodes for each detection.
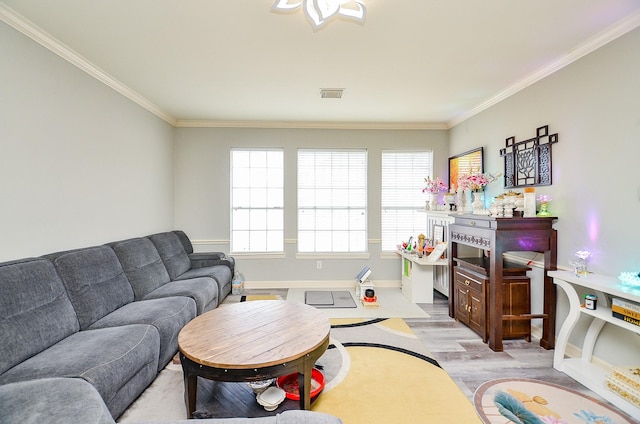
<box><xmin>0</xmin><ymin>377</ymin><xmax>115</xmax><ymax>424</ymax></box>
<box><xmin>0</xmin><ymin>258</ymin><xmax>80</xmax><ymax>375</ymax></box>
<box><xmin>177</xmin><ymin>265</ymin><xmax>233</xmax><ymax>299</ymax></box>
<box><xmin>148</xmin><ymin>232</ymin><xmax>191</xmax><ymax>281</ymax></box>
<box><xmin>111</xmin><ymin>237</ymin><xmax>218</xmax><ymax>313</ymax></box>
<box><xmin>172</xmin><ymin>230</ymin><xmax>195</xmax><ymax>254</ymax></box>
<box><xmin>88</xmin><ymin>296</ymin><xmax>196</xmax><ymax>371</ymax></box>
<box><xmin>48</xmin><ymin>246</ymin><xmax>135</xmax><ymax>330</ymax></box>
<box><xmin>143</xmin><ymin>277</ymin><xmax>218</xmax><ymax>314</ymax></box>
<box><xmin>172</xmin><ymin>230</ymin><xmax>234</xmax><ymax>274</ymax></box>
<box><xmin>0</xmin><ymin>324</ymin><xmax>160</xmax><ymax>419</ymax></box>
<box><xmin>111</xmin><ymin>237</ymin><xmax>172</xmax><ymax>299</ymax></box>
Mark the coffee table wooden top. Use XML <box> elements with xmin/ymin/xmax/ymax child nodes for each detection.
<box><xmin>178</xmin><ymin>300</ymin><xmax>330</xmax><ymax>369</ymax></box>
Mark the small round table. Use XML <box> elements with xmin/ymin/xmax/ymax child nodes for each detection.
<box><xmin>178</xmin><ymin>300</ymin><xmax>330</xmax><ymax>418</ymax></box>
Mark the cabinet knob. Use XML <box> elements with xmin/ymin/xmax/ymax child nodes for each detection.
<box><xmin>465</xmin><ymin>279</ymin><xmax>470</xmax><ymax>285</ymax></box>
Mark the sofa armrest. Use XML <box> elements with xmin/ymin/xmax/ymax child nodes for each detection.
<box><xmin>188</xmin><ymin>252</ymin><xmax>226</xmax><ymax>261</ymax></box>
<box><xmin>189</xmin><ymin>253</ymin><xmax>235</xmax><ymax>274</ymax></box>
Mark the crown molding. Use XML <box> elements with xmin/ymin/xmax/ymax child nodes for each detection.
<box><xmin>175</xmin><ymin>119</ymin><xmax>448</xmax><ymax>130</ymax></box>
<box><xmin>0</xmin><ymin>3</ymin><xmax>177</xmax><ymax>126</ymax></box>
<box><xmin>448</xmin><ymin>9</ymin><xmax>640</xmax><ymax>128</ymax></box>
<box><xmin>3</xmin><ymin>2</ymin><xmax>638</xmax><ymax>131</ymax></box>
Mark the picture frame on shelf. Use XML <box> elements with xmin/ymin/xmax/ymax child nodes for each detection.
<box><xmin>433</xmin><ymin>224</ymin><xmax>445</xmax><ymax>243</ymax></box>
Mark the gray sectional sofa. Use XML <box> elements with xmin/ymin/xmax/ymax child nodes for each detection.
<box><xmin>0</xmin><ymin>230</ymin><xmax>341</xmax><ymax>424</ymax></box>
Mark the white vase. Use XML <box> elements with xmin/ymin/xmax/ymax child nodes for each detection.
<box><xmin>429</xmin><ymin>193</ymin><xmax>438</xmax><ymax>211</ymax></box>
<box><xmin>472</xmin><ymin>190</ymin><xmax>484</xmax><ymax>214</ymax></box>
<box><xmin>457</xmin><ymin>188</ymin><xmax>467</xmax><ymax>214</ymax></box>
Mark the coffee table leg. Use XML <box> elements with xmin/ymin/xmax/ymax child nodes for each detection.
<box><xmin>183</xmin><ymin>372</ymin><xmax>198</xmax><ymax>418</ymax></box>
<box><xmin>298</xmin><ymin>370</ymin><xmax>312</xmax><ymax>410</ymax></box>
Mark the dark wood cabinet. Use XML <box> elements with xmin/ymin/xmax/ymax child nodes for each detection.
<box><xmin>448</xmin><ymin>215</ymin><xmax>557</xmax><ymax>352</ymax></box>
<box><xmin>454</xmin><ymin>258</ymin><xmax>531</xmax><ymax>342</ymax></box>
<box><xmin>500</xmin><ymin>276</ymin><xmax>531</xmax><ymax>341</ymax></box>
<box><xmin>453</xmin><ymin>265</ymin><xmax>485</xmax><ymax>337</ymax></box>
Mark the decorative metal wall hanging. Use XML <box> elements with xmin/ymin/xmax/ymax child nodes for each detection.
<box><xmin>500</xmin><ymin>125</ymin><xmax>558</xmax><ymax>188</ymax></box>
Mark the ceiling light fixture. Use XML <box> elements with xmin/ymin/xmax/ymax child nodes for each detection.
<box><xmin>271</xmin><ymin>0</ymin><xmax>366</xmax><ymax>30</ymax></box>
<box><xmin>320</xmin><ymin>88</ymin><xmax>344</xmax><ymax>99</ymax></box>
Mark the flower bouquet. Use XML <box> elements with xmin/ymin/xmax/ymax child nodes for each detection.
<box><xmin>457</xmin><ymin>171</ymin><xmax>502</xmax><ymax>214</ymax></box>
<box><xmin>422</xmin><ymin>177</ymin><xmax>448</xmax><ymax>211</ymax></box>
<box><xmin>457</xmin><ymin>172</ymin><xmax>502</xmax><ymax>192</ymax></box>
<box><xmin>422</xmin><ymin>176</ymin><xmax>447</xmax><ymax>194</ymax></box>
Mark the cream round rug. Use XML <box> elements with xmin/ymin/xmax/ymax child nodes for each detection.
<box><xmin>474</xmin><ymin>378</ymin><xmax>635</xmax><ymax>424</ymax></box>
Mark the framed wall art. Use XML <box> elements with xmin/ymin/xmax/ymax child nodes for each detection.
<box><xmin>448</xmin><ymin>147</ymin><xmax>484</xmax><ymax>191</ymax></box>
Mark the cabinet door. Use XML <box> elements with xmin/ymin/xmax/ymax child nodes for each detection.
<box><xmin>455</xmin><ymin>283</ymin><xmax>470</xmax><ymax>324</ymax></box>
<box><xmin>502</xmin><ymin>279</ymin><xmax>531</xmax><ymax>340</ymax></box>
<box><xmin>469</xmin><ymin>291</ymin><xmax>485</xmax><ymax>340</ymax></box>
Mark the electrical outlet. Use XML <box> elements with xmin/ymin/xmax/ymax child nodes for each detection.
<box><xmin>316</xmin><ymin>261</ymin><xmax>322</xmax><ymax>269</ymax></box>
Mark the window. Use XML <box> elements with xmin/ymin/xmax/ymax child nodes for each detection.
<box><xmin>298</xmin><ymin>149</ymin><xmax>367</xmax><ymax>253</ymax></box>
<box><xmin>231</xmin><ymin>149</ymin><xmax>284</xmax><ymax>253</ymax></box>
<box><xmin>381</xmin><ymin>150</ymin><xmax>432</xmax><ymax>251</ymax></box>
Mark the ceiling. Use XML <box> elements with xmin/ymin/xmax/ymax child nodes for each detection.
<box><xmin>2</xmin><ymin>0</ymin><xmax>640</xmax><ymax>129</ymax></box>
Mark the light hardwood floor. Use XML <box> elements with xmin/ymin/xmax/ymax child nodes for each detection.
<box><xmin>406</xmin><ymin>291</ymin><xmax>595</xmax><ymax>401</ymax></box>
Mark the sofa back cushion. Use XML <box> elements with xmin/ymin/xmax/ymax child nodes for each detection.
<box><xmin>148</xmin><ymin>232</ymin><xmax>191</xmax><ymax>280</ymax></box>
<box><xmin>172</xmin><ymin>230</ymin><xmax>194</xmax><ymax>254</ymax></box>
<box><xmin>49</xmin><ymin>246</ymin><xmax>135</xmax><ymax>330</ymax></box>
<box><xmin>0</xmin><ymin>258</ymin><xmax>80</xmax><ymax>375</ymax></box>
<box><xmin>111</xmin><ymin>237</ymin><xmax>171</xmax><ymax>299</ymax></box>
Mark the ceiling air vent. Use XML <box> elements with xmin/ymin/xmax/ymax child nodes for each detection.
<box><xmin>320</xmin><ymin>88</ymin><xmax>344</xmax><ymax>99</ymax></box>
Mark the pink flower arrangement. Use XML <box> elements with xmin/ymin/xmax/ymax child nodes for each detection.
<box><xmin>422</xmin><ymin>176</ymin><xmax>448</xmax><ymax>194</ymax></box>
<box><xmin>457</xmin><ymin>172</ymin><xmax>501</xmax><ymax>192</ymax></box>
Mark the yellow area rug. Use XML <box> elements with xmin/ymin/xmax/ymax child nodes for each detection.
<box><xmin>311</xmin><ymin>318</ymin><xmax>481</xmax><ymax>423</ymax></box>
<box><xmin>119</xmin><ymin>318</ymin><xmax>480</xmax><ymax>423</ymax></box>
<box><xmin>474</xmin><ymin>378</ymin><xmax>635</xmax><ymax>423</ymax></box>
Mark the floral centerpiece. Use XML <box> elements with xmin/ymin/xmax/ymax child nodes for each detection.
<box><xmin>422</xmin><ymin>177</ymin><xmax>448</xmax><ymax>211</ymax></box>
<box><xmin>422</xmin><ymin>176</ymin><xmax>447</xmax><ymax>194</ymax></box>
<box><xmin>457</xmin><ymin>172</ymin><xmax>501</xmax><ymax>192</ymax></box>
<box><xmin>457</xmin><ymin>172</ymin><xmax>502</xmax><ymax>214</ymax></box>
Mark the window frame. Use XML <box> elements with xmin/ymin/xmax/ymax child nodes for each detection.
<box><xmin>296</xmin><ymin>148</ymin><xmax>368</xmax><ymax>254</ymax></box>
<box><xmin>230</xmin><ymin>148</ymin><xmax>285</xmax><ymax>254</ymax></box>
<box><xmin>380</xmin><ymin>149</ymin><xmax>433</xmax><ymax>252</ymax></box>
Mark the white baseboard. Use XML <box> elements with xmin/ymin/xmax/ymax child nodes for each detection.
<box><xmin>244</xmin><ymin>279</ymin><xmax>401</xmax><ymax>289</ymax></box>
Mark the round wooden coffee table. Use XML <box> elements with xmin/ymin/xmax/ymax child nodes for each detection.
<box><xmin>178</xmin><ymin>300</ymin><xmax>330</xmax><ymax>418</ymax></box>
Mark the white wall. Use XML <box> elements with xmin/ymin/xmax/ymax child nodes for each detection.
<box><xmin>0</xmin><ymin>22</ymin><xmax>175</xmax><ymax>261</ymax></box>
<box><xmin>174</xmin><ymin>127</ymin><xmax>448</xmax><ymax>285</ymax></box>
<box><xmin>448</xmin><ymin>27</ymin><xmax>640</xmax><ymax>363</ymax></box>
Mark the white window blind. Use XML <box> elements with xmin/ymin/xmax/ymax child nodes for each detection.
<box><xmin>297</xmin><ymin>149</ymin><xmax>367</xmax><ymax>253</ymax></box>
<box><xmin>231</xmin><ymin>149</ymin><xmax>284</xmax><ymax>253</ymax></box>
<box><xmin>381</xmin><ymin>150</ymin><xmax>432</xmax><ymax>251</ymax></box>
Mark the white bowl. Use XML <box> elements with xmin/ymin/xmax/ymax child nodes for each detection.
<box><xmin>257</xmin><ymin>386</ymin><xmax>286</xmax><ymax>411</ymax></box>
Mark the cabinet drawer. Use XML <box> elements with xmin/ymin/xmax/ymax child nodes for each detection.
<box><xmin>454</xmin><ymin>217</ymin><xmax>493</xmax><ymax>228</ymax></box>
<box><xmin>454</xmin><ymin>266</ymin><xmax>485</xmax><ymax>294</ymax></box>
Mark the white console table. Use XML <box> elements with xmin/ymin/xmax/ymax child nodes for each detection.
<box><xmin>550</xmin><ymin>270</ymin><xmax>640</xmax><ymax>418</ymax></box>
<box><xmin>398</xmin><ymin>250</ymin><xmax>447</xmax><ymax>303</ymax></box>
